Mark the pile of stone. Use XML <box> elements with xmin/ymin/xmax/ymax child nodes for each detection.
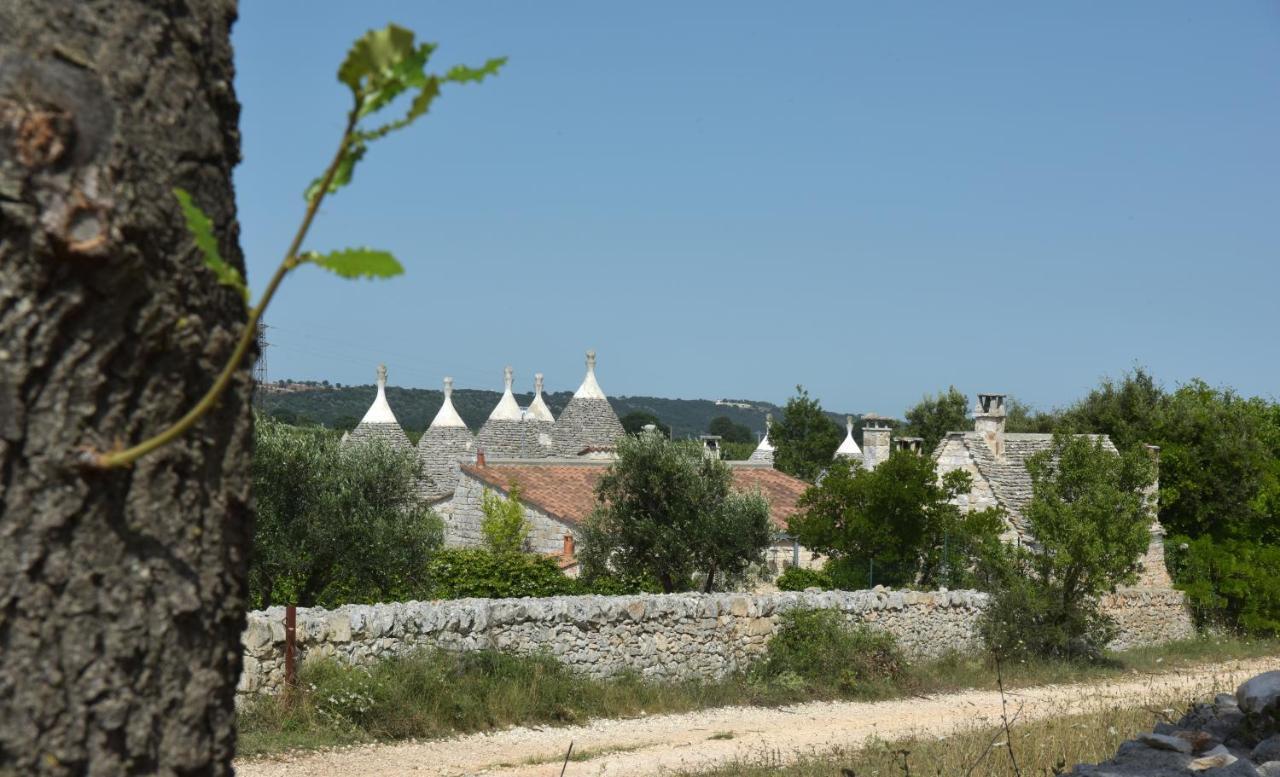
<box><xmin>1074</xmin><ymin>670</ymin><xmax>1280</xmax><ymax>776</ymax></box>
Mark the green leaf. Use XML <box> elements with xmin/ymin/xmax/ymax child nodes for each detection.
<box><xmin>304</xmin><ymin>248</ymin><xmax>404</xmax><ymax>280</ymax></box>
<box><xmin>357</xmin><ymin>43</ymin><xmax>433</xmax><ymax>118</ymax></box>
<box><xmin>442</xmin><ymin>57</ymin><xmax>508</xmax><ymax>84</ymax></box>
<box><xmin>338</xmin><ymin>24</ymin><xmax>421</xmax><ymax>93</ymax></box>
<box><xmin>304</xmin><ymin>140</ymin><xmax>367</xmax><ymax>203</ymax></box>
<box><xmin>173</xmin><ymin>188</ymin><xmax>247</xmax><ymax>302</ymax></box>
<box><xmin>357</xmin><ymin>77</ymin><xmax>441</xmax><ymax>143</ymax></box>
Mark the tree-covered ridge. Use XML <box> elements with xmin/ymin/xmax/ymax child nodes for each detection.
<box><xmin>258</xmin><ymin>383</ymin><xmax>853</xmax><ymax>440</ymax></box>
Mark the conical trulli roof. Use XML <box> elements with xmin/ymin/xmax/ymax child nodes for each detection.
<box><xmin>477</xmin><ymin>367</ymin><xmax>531</xmax><ymax>459</ymax></box>
<box><xmin>553</xmin><ymin>350</ymin><xmax>625</xmax><ymax>456</ymax></box>
<box><xmin>834</xmin><ymin>415</ymin><xmax>862</xmax><ymax>461</ymax></box>
<box><xmin>748</xmin><ymin>413</ymin><xmax>775</xmax><ymax>465</ymax></box>
<box><xmin>416</xmin><ymin>376</ymin><xmax>475</xmax><ymax>500</ymax></box>
<box><xmin>521</xmin><ymin>372</ymin><xmax>556</xmax><ymax>458</ymax></box>
<box><xmin>346</xmin><ymin>364</ymin><xmax>412</xmax><ymax>452</ymax></box>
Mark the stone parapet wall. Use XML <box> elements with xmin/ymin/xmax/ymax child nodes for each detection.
<box><xmin>238</xmin><ymin>587</ymin><xmax>1194</xmax><ymax>698</ymax></box>
<box><xmin>1101</xmin><ymin>587</ymin><xmax>1196</xmax><ymax>650</ymax></box>
<box><xmin>238</xmin><ymin>589</ymin><xmax>987</xmax><ymax>696</ymax></box>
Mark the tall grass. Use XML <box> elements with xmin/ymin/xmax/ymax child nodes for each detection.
<box><xmin>677</xmin><ymin>698</ymin><xmax>1194</xmax><ymax>776</ymax></box>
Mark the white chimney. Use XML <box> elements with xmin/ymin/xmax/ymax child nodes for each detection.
<box><xmin>974</xmin><ymin>393</ymin><xmax>1006</xmax><ymax>458</ymax></box>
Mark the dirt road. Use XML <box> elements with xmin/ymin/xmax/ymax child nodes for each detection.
<box><xmin>235</xmin><ymin>657</ymin><xmax>1276</xmax><ymax>777</ymax></box>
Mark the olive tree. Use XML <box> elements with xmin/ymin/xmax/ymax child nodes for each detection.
<box><xmin>579</xmin><ymin>432</ymin><xmax>772</xmax><ymax>593</ymax></box>
<box><xmin>981</xmin><ymin>434</ymin><xmax>1155</xmax><ymax>659</ymax></box>
<box><xmin>250</xmin><ymin>418</ymin><xmax>442</xmax><ymax>608</ymax></box>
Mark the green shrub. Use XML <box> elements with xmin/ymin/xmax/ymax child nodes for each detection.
<box><xmin>978</xmin><ymin>566</ymin><xmax>1118</xmax><ymax>662</ymax></box>
<box><xmin>1167</xmin><ymin>535</ymin><xmax>1280</xmax><ymax>636</ymax></box>
<box><xmin>578</xmin><ymin>572</ymin><xmax>662</xmax><ymax>596</ymax></box>
<box><xmin>775</xmin><ymin>567</ymin><xmax>832</xmax><ymax>591</ymax></box>
<box><xmin>752</xmin><ymin>608</ymin><xmax>905</xmax><ymax>694</ymax></box>
<box><xmin>480</xmin><ymin>485</ymin><xmax>529</xmax><ymax>554</ymax></box>
<box><xmin>425</xmin><ymin>548</ymin><xmax>579</xmax><ymax>599</ymax></box>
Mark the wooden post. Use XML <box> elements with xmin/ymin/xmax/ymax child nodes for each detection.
<box><xmin>284</xmin><ymin>604</ymin><xmax>297</xmax><ymax>702</ymax></box>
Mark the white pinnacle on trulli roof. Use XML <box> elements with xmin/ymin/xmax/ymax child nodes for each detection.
<box><xmin>360</xmin><ymin>364</ymin><xmax>399</xmax><ymax>424</ymax></box>
<box><xmin>528</xmin><ymin>372</ymin><xmax>555</xmax><ymax>422</ymax></box>
<box><xmin>573</xmin><ymin>350</ymin><xmax>607</xmax><ymax>399</ymax></box>
<box><xmin>835</xmin><ymin>415</ymin><xmax>862</xmax><ymax>458</ymax></box>
<box><xmin>755</xmin><ymin>413</ymin><xmax>775</xmax><ymax>453</ymax></box>
<box><xmin>429</xmin><ymin>376</ymin><xmax>468</xmax><ymax>429</ymax></box>
<box><xmin>488</xmin><ymin>366</ymin><xmax>523</xmax><ymax>421</ymax></box>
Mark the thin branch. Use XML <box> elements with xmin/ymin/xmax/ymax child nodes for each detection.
<box><xmin>994</xmin><ymin>652</ymin><xmax>1025</xmax><ymax>777</ymax></box>
<box><xmin>84</xmin><ymin>108</ymin><xmax>361</xmax><ymax>470</ymax></box>
<box><xmin>559</xmin><ymin>741</ymin><xmax>574</xmax><ymax>777</ymax></box>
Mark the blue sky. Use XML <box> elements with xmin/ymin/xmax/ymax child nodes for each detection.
<box><xmin>232</xmin><ymin>2</ymin><xmax>1279</xmax><ymax>416</ymax></box>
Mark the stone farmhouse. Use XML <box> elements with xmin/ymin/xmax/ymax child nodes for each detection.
<box><xmin>932</xmin><ymin>392</ymin><xmax>1172</xmax><ymax>589</ymax></box>
<box><xmin>344</xmin><ymin>361</ymin><xmax>1175</xmax><ymax>591</ymax></box>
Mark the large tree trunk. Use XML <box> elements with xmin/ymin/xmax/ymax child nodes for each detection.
<box><xmin>0</xmin><ymin>2</ymin><xmax>250</xmax><ymax>774</ymax></box>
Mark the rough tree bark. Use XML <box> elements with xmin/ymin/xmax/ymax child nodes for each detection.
<box><xmin>0</xmin><ymin>2</ymin><xmax>250</xmax><ymax>775</ymax></box>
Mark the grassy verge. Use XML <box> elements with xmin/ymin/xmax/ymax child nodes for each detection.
<box><xmin>237</xmin><ymin>632</ymin><xmax>1278</xmax><ymax>758</ymax></box>
<box><xmin>675</xmin><ymin>696</ymin><xmax>1195</xmax><ymax>776</ymax></box>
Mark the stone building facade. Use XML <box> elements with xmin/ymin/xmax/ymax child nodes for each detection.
<box><xmin>932</xmin><ymin>392</ymin><xmax>1175</xmax><ymax>588</ymax></box>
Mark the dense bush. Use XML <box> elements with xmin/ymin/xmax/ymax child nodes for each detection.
<box><xmin>424</xmin><ymin>548</ymin><xmax>580</xmax><ymax>599</ymax></box>
<box><xmin>251</xmin><ymin>417</ymin><xmax>442</xmax><ymax>608</ymax></box>
<box><xmin>788</xmin><ymin>452</ymin><xmax>1003</xmax><ymax>590</ymax></box>
<box><xmin>423</xmin><ymin>548</ymin><xmax>657</xmax><ymax>599</ymax></box>
<box><xmin>752</xmin><ymin>608</ymin><xmax>905</xmax><ymax>694</ymax></box>
<box><xmin>479</xmin><ymin>485</ymin><xmax>529</xmax><ymax>554</ymax></box>
<box><xmin>979</xmin><ymin>565</ymin><xmax>1120</xmax><ymax>662</ymax></box>
<box><xmin>775</xmin><ymin>566</ymin><xmax>832</xmax><ymax>591</ymax></box>
<box><xmin>1167</xmin><ymin>536</ymin><xmax>1280</xmax><ymax>636</ymax></box>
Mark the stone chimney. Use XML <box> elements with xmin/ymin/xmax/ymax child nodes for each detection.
<box><xmin>973</xmin><ymin>393</ymin><xmax>1007</xmax><ymax>459</ymax></box>
<box><xmin>1135</xmin><ymin>444</ymin><xmax>1173</xmax><ymax>588</ymax></box>
<box><xmin>894</xmin><ymin>437</ymin><xmax>924</xmax><ymax>455</ymax></box>
<box><xmin>861</xmin><ymin>414</ymin><xmax>892</xmax><ymax>470</ymax></box>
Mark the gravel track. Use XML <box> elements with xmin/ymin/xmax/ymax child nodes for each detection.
<box><xmin>235</xmin><ymin>657</ymin><xmax>1277</xmax><ymax>777</ymax></box>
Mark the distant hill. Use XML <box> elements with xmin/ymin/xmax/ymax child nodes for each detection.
<box><xmin>258</xmin><ymin>384</ymin><xmax>850</xmax><ymax>440</ymax></box>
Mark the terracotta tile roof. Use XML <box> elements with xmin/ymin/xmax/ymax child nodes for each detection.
<box><xmin>458</xmin><ymin>462</ymin><xmax>807</xmax><ymax>531</ymax></box>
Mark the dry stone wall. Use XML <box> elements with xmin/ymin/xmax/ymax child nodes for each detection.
<box><xmin>237</xmin><ymin>587</ymin><xmax>1195</xmax><ymax>698</ymax></box>
<box><xmin>1102</xmin><ymin>588</ymin><xmax>1196</xmax><ymax>650</ymax></box>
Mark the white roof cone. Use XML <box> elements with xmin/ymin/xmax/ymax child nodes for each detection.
<box><xmin>429</xmin><ymin>376</ymin><xmax>467</xmax><ymax>428</ymax></box>
<box><xmin>360</xmin><ymin>364</ymin><xmax>398</xmax><ymax>424</ymax></box>
<box><xmin>489</xmin><ymin>366</ymin><xmax>523</xmax><ymax>421</ymax></box>
<box><xmin>573</xmin><ymin>350</ymin><xmax>607</xmax><ymax>399</ymax></box>
<box><xmin>528</xmin><ymin>372</ymin><xmax>555</xmax><ymax>422</ymax></box>
<box><xmin>835</xmin><ymin>415</ymin><xmax>862</xmax><ymax>458</ymax></box>
<box><xmin>756</xmin><ymin>413</ymin><xmax>775</xmax><ymax>452</ymax></box>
